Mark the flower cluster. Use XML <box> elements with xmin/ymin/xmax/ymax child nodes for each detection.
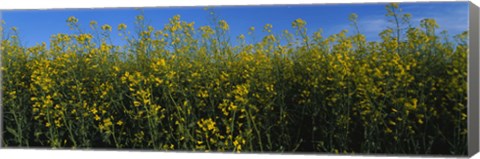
<box><xmin>1</xmin><ymin>3</ymin><xmax>467</xmax><ymax>155</ymax></box>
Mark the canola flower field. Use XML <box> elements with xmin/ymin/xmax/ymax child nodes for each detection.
<box><xmin>1</xmin><ymin>4</ymin><xmax>468</xmax><ymax>155</ymax></box>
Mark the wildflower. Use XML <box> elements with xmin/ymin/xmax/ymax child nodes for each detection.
<box><xmin>91</xmin><ymin>108</ymin><xmax>98</xmax><ymax>114</ymax></box>
<box><xmin>116</xmin><ymin>120</ymin><xmax>124</xmax><ymax>126</ymax></box>
<box><xmin>66</xmin><ymin>16</ymin><xmax>78</xmax><ymax>24</ymax></box>
<box><xmin>391</xmin><ymin>108</ymin><xmax>398</xmax><ymax>113</ymax></box>
<box><xmin>418</xmin><ymin>119</ymin><xmax>424</xmax><ymax>124</ymax></box>
<box><xmin>292</xmin><ymin>18</ymin><xmax>307</xmax><ymax>29</ymax></box>
<box><xmin>89</xmin><ymin>20</ymin><xmax>97</xmax><ymax>28</ymax></box>
<box><xmin>388</xmin><ymin>120</ymin><xmax>396</xmax><ymax>126</ymax></box>
<box><xmin>405</xmin><ymin>98</ymin><xmax>418</xmax><ymax>110</ymax></box>
<box><xmin>385</xmin><ymin>127</ymin><xmax>393</xmax><ymax>133</ymax></box>
<box><xmin>101</xmin><ymin>24</ymin><xmax>112</xmax><ymax>31</ymax></box>
<box><xmin>103</xmin><ymin>118</ymin><xmax>113</xmax><ymax>127</ymax></box>
<box><xmin>136</xmin><ymin>15</ymin><xmax>144</xmax><ymax>21</ymax></box>
<box><xmin>249</xmin><ymin>26</ymin><xmax>255</xmax><ymax>32</ymax></box>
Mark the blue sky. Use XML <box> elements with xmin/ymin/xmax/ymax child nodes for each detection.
<box><xmin>0</xmin><ymin>2</ymin><xmax>469</xmax><ymax>47</ymax></box>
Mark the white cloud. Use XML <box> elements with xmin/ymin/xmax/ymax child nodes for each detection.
<box><xmin>405</xmin><ymin>3</ymin><xmax>468</xmax><ymax>34</ymax></box>
<box><xmin>358</xmin><ymin>17</ymin><xmax>389</xmax><ymax>37</ymax></box>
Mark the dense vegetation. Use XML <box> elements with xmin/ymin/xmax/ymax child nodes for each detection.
<box><xmin>1</xmin><ymin>3</ymin><xmax>468</xmax><ymax>155</ymax></box>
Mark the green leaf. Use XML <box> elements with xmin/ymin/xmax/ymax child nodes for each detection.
<box><xmin>6</xmin><ymin>127</ymin><xmax>19</xmax><ymax>138</ymax></box>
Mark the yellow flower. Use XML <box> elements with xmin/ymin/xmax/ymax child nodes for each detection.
<box><xmin>405</xmin><ymin>98</ymin><xmax>418</xmax><ymax>110</ymax></box>
<box><xmin>233</xmin><ymin>140</ymin><xmax>239</xmax><ymax>147</ymax></box>
<box><xmin>292</xmin><ymin>18</ymin><xmax>307</xmax><ymax>28</ymax></box>
<box><xmin>229</xmin><ymin>102</ymin><xmax>238</xmax><ymax>111</ymax></box>
<box><xmin>385</xmin><ymin>127</ymin><xmax>393</xmax><ymax>133</ymax></box>
<box><xmin>103</xmin><ymin>118</ymin><xmax>113</xmax><ymax>127</ymax></box>
<box><xmin>117</xmin><ymin>23</ymin><xmax>127</xmax><ymax>31</ymax></box>
<box><xmin>91</xmin><ymin>108</ymin><xmax>98</xmax><ymax>114</ymax></box>
<box><xmin>219</xmin><ymin>20</ymin><xmax>229</xmax><ymax>30</ymax></box>
<box><xmin>67</xmin><ymin>16</ymin><xmax>78</xmax><ymax>24</ymax></box>
<box><xmin>102</xmin><ymin>24</ymin><xmax>112</xmax><ymax>31</ymax></box>
<box><xmin>418</xmin><ymin>119</ymin><xmax>424</xmax><ymax>124</ymax></box>
<box><xmin>388</xmin><ymin>120</ymin><xmax>396</xmax><ymax>126</ymax></box>
<box><xmin>206</xmin><ymin>120</ymin><xmax>215</xmax><ymax>131</ymax></box>
<box><xmin>114</xmin><ymin>66</ymin><xmax>121</xmax><ymax>73</ymax></box>
<box><xmin>391</xmin><ymin>108</ymin><xmax>398</xmax><ymax>113</ymax></box>
<box><xmin>89</xmin><ymin>20</ymin><xmax>97</xmax><ymax>27</ymax></box>
<box><xmin>412</xmin><ymin>98</ymin><xmax>418</xmax><ymax>109</ymax></box>
<box><xmin>117</xmin><ymin>120</ymin><xmax>124</xmax><ymax>126</ymax></box>
<box><xmin>134</xmin><ymin>101</ymin><xmax>141</xmax><ymax>107</ymax></box>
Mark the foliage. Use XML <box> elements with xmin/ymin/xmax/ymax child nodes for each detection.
<box><xmin>1</xmin><ymin>3</ymin><xmax>467</xmax><ymax>155</ymax></box>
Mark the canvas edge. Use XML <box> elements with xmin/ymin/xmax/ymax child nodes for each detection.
<box><xmin>0</xmin><ymin>1</ymin><xmax>475</xmax><ymax>157</ymax></box>
<box><xmin>0</xmin><ymin>11</ymin><xmax>4</xmax><ymax>149</ymax></box>
<box><xmin>468</xmin><ymin>1</ymin><xmax>479</xmax><ymax>157</ymax></box>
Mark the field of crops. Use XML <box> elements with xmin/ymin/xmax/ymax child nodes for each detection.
<box><xmin>1</xmin><ymin>3</ymin><xmax>468</xmax><ymax>155</ymax></box>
